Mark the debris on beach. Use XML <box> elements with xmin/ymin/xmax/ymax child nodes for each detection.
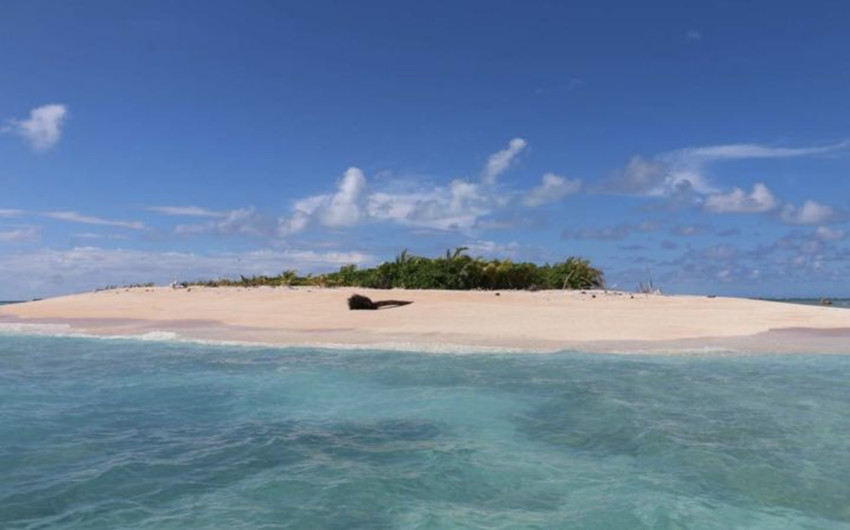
<box><xmin>348</xmin><ymin>294</ymin><xmax>413</xmax><ymax>310</ymax></box>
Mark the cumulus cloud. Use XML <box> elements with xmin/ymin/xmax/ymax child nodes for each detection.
<box><xmin>482</xmin><ymin>138</ymin><xmax>527</xmax><ymax>184</ymax></box>
<box><xmin>4</xmin><ymin>104</ymin><xmax>68</xmax><ymax>151</ymax></box>
<box><xmin>703</xmin><ymin>183</ymin><xmax>779</xmax><ymax>213</ymax></box>
<box><xmin>278</xmin><ymin>167</ymin><xmax>367</xmax><ymax>236</ymax></box>
<box><xmin>0</xmin><ymin>247</ymin><xmax>376</xmax><ymax>300</ymax></box>
<box><xmin>276</xmin><ymin>139</ymin><xmax>555</xmax><ymax>236</ymax></box>
<box><xmin>523</xmin><ymin>173</ymin><xmax>581</xmax><ymax>207</ymax></box>
<box><xmin>778</xmin><ymin>200</ymin><xmax>841</xmax><ymax>225</ymax></box>
<box><xmin>45</xmin><ymin>211</ymin><xmax>147</xmax><ymax>230</ymax></box>
<box><xmin>321</xmin><ymin>167</ymin><xmax>367</xmax><ymax>227</ymax></box>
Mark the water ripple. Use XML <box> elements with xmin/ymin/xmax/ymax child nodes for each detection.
<box><xmin>2</xmin><ymin>336</ymin><xmax>850</xmax><ymax>528</ymax></box>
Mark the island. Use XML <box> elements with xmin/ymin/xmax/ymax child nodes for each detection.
<box><xmin>1</xmin><ymin>250</ymin><xmax>848</xmax><ymax>353</ymax></box>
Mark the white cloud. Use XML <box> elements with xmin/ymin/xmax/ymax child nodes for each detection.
<box><xmin>0</xmin><ymin>226</ymin><xmax>40</xmax><ymax>243</ymax></box>
<box><xmin>45</xmin><ymin>211</ymin><xmax>147</xmax><ymax>230</ymax></box>
<box><xmin>176</xmin><ymin>207</ymin><xmax>269</xmax><ymax>237</ymax></box>
<box><xmin>815</xmin><ymin>226</ymin><xmax>845</xmax><ymax>242</ymax></box>
<box><xmin>4</xmin><ymin>104</ymin><xmax>68</xmax><ymax>151</ymax></box>
<box><xmin>0</xmin><ymin>247</ymin><xmax>376</xmax><ymax>300</ymax></box>
<box><xmin>148</xmin><ymin>206</ymin><xmax>225</xmax><ymax>217</ymax></box>
<box><xmin>565</xmin><ymin>220</ymin><xmax>659</xmax><ymax>241</ymax></box>
<box><xmin>275</xmin><ymin>139</ymin><xmax>571</xmax><ymax>236</ymax></box>
<box><xmin>367</xmin><ymin>178</ymin><xmax>505</xmax><ymax>232</ymax></box>
<box><xmin>321</xmin><ymin>167</ymin><xmax>367</xmax><ymax>227</ymax></box>
<box><xmin>278</xmin><ymin>160</ymin><xmax>508</xmax><ymax>236</ymax></box>
<box><xmin>779</xmin><ymin>200</ymin><xmax>840</xmax><ymax>225</ymax></box>
<box><xmin>278</xmin><ymin>167</ymin><xmax>367</xmax><ymax>236</ymax></box>
<box><xmin>703</xmin><ymin>183</ymin><xmax>779</xmax><ymax>213</ymax></box>
<box><xmin>72</xmin><ymin>232</ymin><xmax>130</xmax><ymax>241</ymax></box>
<box><xmin>463</xmin><ymin>240</ymin><xmax>520</xmax><ymax>258</ymax></box>
<box><xmin>523</xmin><ymin>173</ymin><xmax>581</xmax><ymax>207</ymax></box>
<box><xmin>482</xmin><ymin>138</ymin><xmax>527</xmax><ymax>184</ymax></box>
<box><xmin>278</xmin><ymin>210</ymin><xmax>311</xmax><ymax>236</ymax></box>
<box><xmin>686</xmin><ymin>29</ymin><xmax>702</xmax><ymax>40</ymax></box>
<box><xmin>605</xmin><ymin>140</ymin><xmax>848</xmax><ymax>198</ymax></box>
<box><xmin>0</xmin><ymin>209</ymin><xmax>24</xmax><ymax>217</ymax></box>
<box><xmin>669</xmin><ymin>142</ymin><xmax>847</xmax><ymax>163</ymax></box>
<box><xmin>603</xmin><ymin>155</ymin><xmax>715</xmax><ymax>197</ymax></box>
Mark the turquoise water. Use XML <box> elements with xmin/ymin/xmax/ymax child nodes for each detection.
<box><xmin>1</xmin><ymin>336</ymin><xmax>850</xmax><ymax>529</ymax></box>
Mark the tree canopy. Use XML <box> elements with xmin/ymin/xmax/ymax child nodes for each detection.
<box><xmin>185</xmin><ymin>248</ymin><xmax>604</xmax><ymax>291</ymax></box>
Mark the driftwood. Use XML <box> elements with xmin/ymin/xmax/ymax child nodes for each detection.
<box><xmin>348</xmin><ymin>294</ymin><xmax>413</xmax><ymax>310</ymax></box>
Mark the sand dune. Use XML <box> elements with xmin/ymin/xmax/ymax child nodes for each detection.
<box><xmin>2</xmin><ymin>287</ymin><xmax>849</xmax><ymax>353</ymax></box>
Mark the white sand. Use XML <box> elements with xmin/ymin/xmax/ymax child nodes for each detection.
<box><xmin>2</xmin><ymin>287</ymin><xmax>849</xmax><ymax>353</ymax></box>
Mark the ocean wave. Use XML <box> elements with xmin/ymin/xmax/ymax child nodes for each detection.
<box><xmin>0</xmin><ymin>322</ymin><xmax>529</xmax><ymax>354</ymax></box>
<box><xmin>0</xmin><ymin>322</ymin><xmax>74</xmax><ymax>336</ymax></box>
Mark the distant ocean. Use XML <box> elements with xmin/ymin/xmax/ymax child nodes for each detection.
<box><xmin>767</xmin><ymin>298</ymin><xmax>850</xmax><ymax>309</ymax></box>
<box><xmin>2</xmin><ymin>334</ymin><xmax>849</xmax><ymax>529</ymax></box>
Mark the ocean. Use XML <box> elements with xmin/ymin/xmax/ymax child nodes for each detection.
<box><xmin>768</xmin><ymin>298</ymin><xmax>850</xmax><ymax>309</ymax></box>
<box><xmin>1</xmin><ymin>335</ymin><xmax>850</xmax><ymax>529</ymax></box>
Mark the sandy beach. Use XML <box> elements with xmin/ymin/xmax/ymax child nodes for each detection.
<box><xmin>1</xmin><ymin>287</ymin><xmax>849</xmax><ymax>353</ymax></box>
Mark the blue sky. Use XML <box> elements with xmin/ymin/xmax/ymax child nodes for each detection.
<box><xmin>2</xmin><ymin>0</ymin><xmax>850</xmax><ymax>299</ymax></box>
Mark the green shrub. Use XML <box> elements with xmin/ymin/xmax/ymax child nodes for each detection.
<box><xmin>183</xmin><ymin>248</ymin><xmax>604</xmax><ymax>291</ymax></box>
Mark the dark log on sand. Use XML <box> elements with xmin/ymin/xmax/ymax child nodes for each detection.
<box><xmin>348</xmin><ymin>294</ymin><xmax>413</xmax><ymax>310</ymax></box>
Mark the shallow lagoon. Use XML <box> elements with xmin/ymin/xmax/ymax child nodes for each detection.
<box><xmin>2</xmin><ymin>335</ymin><xmax>849</xmax><ymax>529</ymax></box>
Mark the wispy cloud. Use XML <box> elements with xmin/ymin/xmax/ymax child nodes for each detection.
<box><xmin>671</xmin><ymin>224</ymin><xmax>711</xmax><ymax>237</ymax></box>
<box><xmin>686</xmin><ymin>29</ymin><xmax>702</xmax><ymax>40</ymax></box>
<box><xmin>814</xmin><ymin>226</ymin><xmax>845</xmax><ymax>242</ymax></box>
<box><xmin>0</xmin><ymin>209</ymin><xmax>24</xmax><ymax>217</ymax></box>
<box><xmin>667</xmin><ymin>142</ymin><xmax>847</xmax><ymax>163</ymax></box>
<box><xmin>44</xmin><ymin>211</ymin><xmax>147</xmax><ymax>230</ymax></box>
<box><xmin>71</xmin><ymin>232</ymin><xmax>130</xmax><ymax>241</ymax></box>
<box><xmin>3</xmin><ymin>104</ymin><xmax>68</xmax><ymax>151</ymax></box>
<box><xmin>0</xmin><ymin>247</ymin><xmax>375</xmax><ymax>299</ymax></box>
<box><xmin>523</xmin><ymin>173</ymin><xmax>581</xmax><ymax>207</ymax></box>
<box><xmin>563</xmin><ymin>221</ymin><xmax>659</xmax><ymax>241</ymax></box>
<box><xmin>603</xmin><ymin>140</ymin><xmax>848</xmax><ymax>198</ymax></box>
<box><xmin>148</xmin><ymin>206</ymin><xmax>226</xmax><ymax>218</ymax></box>
<box><xmin>175</xmin><ymin>207</ymin><xmax>271</xmax><ymax>237</ymax></box>
<box><xmin>482</xmin><ymin>138</ymin><xmax>527</xmax><ymax>184</ymax></box>
<box><xmin>0</xmin><ymin>226</ymin><xmax>40</xmax><ymax>243</ymax></box>
<box><xmin>601</xmin><ymin>155</ymin><xmax>716</xmax><ymax>197</ymax></box>
<box><xmin>462</xmin><ymin>240</ymin><xmax>521</xmax><ymax>259</ymax></box>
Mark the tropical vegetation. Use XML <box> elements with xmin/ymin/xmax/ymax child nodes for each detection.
<box><xmin>183</xmin><ymin>248</ymin><xmax>604</xmax><ymax>291</ymax></box>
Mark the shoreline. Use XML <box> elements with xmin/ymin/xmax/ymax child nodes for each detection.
<box><xmin>1</xmin><ymin>286</ymin><xmax>849</xmax><ymax>354</ymax></box>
